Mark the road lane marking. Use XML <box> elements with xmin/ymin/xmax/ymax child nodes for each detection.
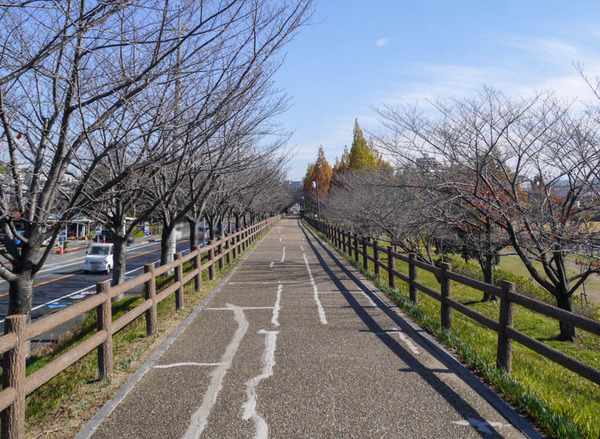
<box><xmin>227</xmin><ymin>281</ymin><xmax>311</xmax><ymax>285</ymax></box>
<box><xmin>1</xmin><ymin>261</ymin><xmax>150</xmax><ymax>323</ymax></box>
<box><xmin>280</xmin><ymin>247</ymin><xmax>286</xmax><ymax>263</ymax></box>
<box><xmin>183</xmin><ymin>304</ymin><xmax>249</xmax><ymax>439</ymax></box>
<box><xmin>154</xmin><ymin>362</ymin><xmax>224</xmax><ymax>369</ymax></box>
<box><xmin>300</xmin><ymin>245</ymin><xmax>304</xmax><ymax>251</ymax></box>
<box><xmin>242</xmin><ymin>329</ymin><xmax>279</xmax><ymax>439</ymax></box>
<box><xmin>269</xmin><ymin>262</ymin><xmax>274</xmax><ymax>268</ymax></box>
<box><xmin>398</xmin><ymin>332</ymin><xmax>420</xmax><ymax>355</ymax></box>
<box><xmin>303</xmin><ymin>252</ymin><xmax>327</xmax><ymax>325</ymax></box>
<box><xmin>452</xmin><ymin>418</ymin><xmax>511</xmax><ymax>434</ymax></box>
<box><xmin>272</xmin><ymin>283</ymin><xmax>282</xmax><ymax>327</ymax></box>
<box><xmin>207</xmin><ymin>307</ymin><xmax>274</xmax><ymax>311</ymax></box>
<box><xmin>0</xmin><ymin>272</ymin><xmax>79</xmax><ymax>298</ymax></box>
<box><xmin>317</xmin><ymin>290</ymin><xmax>377</xmax><ymax>307</ymax></box>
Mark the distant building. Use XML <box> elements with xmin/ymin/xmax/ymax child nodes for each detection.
<box><xmin>286</xmin><ymin>180</ymin><xmax>302</xmax><ymax>191</ymax></box>
<box><xmin>415</xmin><ymin>154</ymin><xmax>440</xmax><ymax>173</ymax></box>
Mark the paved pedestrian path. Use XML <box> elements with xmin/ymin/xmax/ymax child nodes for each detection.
<box><xmin>77</xmin><ymin>218</ymin><xmax>540</xmax><ymax>439</ymax></box>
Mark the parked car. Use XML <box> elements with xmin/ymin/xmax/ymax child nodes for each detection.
<box><xmin>84</xmin><ymin>243</ymin><xmax>114</xmax><ymax>274</ymax></box>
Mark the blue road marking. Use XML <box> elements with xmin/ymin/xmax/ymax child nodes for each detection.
<box><xmin>48</xmin><ymin>302</ymin><xmax>72</xmax><ymax>309</ymax></box>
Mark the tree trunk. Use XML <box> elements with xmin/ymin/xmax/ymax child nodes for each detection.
<box><xmin>207</xmin><ymin>217</ymin><xmax>215</xmax><ymax>241</ymax></box>
<box><xmin>160</xmin><ymin>228</ymin><xmax>176</xmax><ymax>266</ymax></box>
<box><xmin>481</xmin><ymin>219</ymin><xmax>498</xmax><ymax>302</ymax></box>
<box><xmin>112</xmin><ymin>236</ymin><xmax>127</xmax><ymax>287</ymax></box>
<box><xmin>235</xmin><ymin>215</ymin><xmax>240</xmax><ymax>233</ymax></box>
<box><xmin>188</xmin><ymin>218</ymin><xmax>199</xmax><ymax>249</ymax></box>
<box><xmin>556</xmin><ymin>294</ymin><xmax>577</xmax><ymax>341</ymax></box>
<box><xmin>481</xmin><ymin>253</ymin><xmax>497</xmax><ymax>302</ymax></box>
<box><xmin>8</xmin><ymin>272</ymin><xmax>34</xmax><ymax>318</ymax></box>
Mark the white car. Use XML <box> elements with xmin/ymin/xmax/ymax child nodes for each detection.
<box><xmin>84</xmin><ymin>243</ymin><xmax>114</xmax><ymax>274</ymax></box>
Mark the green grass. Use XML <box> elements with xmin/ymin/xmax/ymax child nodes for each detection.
<box><xmin>308</xmin><ymin>221</ymin><xmax>600</xmax><ymax>439</ymax></box>
<box><xmin>497</xmin><ymin>252</ymin><xmax>600</xmax><ymax>307</ymax></box>
<box><xmin>21</xmin><ymin>225</ymin><xmax>275</xmax><ymax>436</ymax></box>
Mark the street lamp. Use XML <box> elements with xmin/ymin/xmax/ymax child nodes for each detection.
<box><xmin>311</xmin><ymin>181</ymin><xmax>321</xmax><ymax>220</ymax></box>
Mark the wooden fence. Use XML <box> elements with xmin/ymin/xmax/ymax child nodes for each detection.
<box><xmin>0</xmin><ymin>215</ymin><xmax>280</xmax><ymax>439</ymax></box>
<box><xmin>304</xmin><ymin>216</ymin><xmax>600</xmax><ymax>387</ymax></box>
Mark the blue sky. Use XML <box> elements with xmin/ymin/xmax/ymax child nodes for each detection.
<box><xmin>275</xmin><ymin>0</ymin><xmax>600</xmax><ymax>180</ymax></box>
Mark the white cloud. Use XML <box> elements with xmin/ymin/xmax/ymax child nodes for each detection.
<box><xmin>506</xmin><ymin>38</ymin><xmax>583</xmax><ymax>65</ymax></box>
<box><xmin>376</xmin><ymin>38</ymin><xmax>389</xmax><ymax>47</ymax></box>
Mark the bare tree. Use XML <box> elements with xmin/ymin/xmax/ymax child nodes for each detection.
<box><xmin>0</xmin><ymin>0</ymin><xmax>313</xmax><ymax>317</ymax></box>
<box><xmin>376</xmin><ymin>87</ymin><xmax>600</xmax><ymax>340</ymax></box>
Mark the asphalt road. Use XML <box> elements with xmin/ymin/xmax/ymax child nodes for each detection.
<box><xmin>0</xmin><ymin>237</ymin><xmax>193</xmax><ymax>326</ymax></box>
<box><xmin>78</xmin><ymin>218</ymin><xmax>540</xmax><ymax>439</ymax></box>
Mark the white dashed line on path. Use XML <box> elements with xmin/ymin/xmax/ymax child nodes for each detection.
<box><xmin>303</xmin><ymin>252</ymin><xmax>327</xmax><ymax>325</ymax></box>
<box><xmin>227</xmin><ymin>281</ymin><xmax>311</xmax><ymax>285</ymax></box>
<box><xmin>269</xmin><ymin>262</ymin><xmax>274</xmax><ymax>268</ymax></box>
<box><xmin>280</xmin><ymin>247</ymin><xmax>286</xmax><ymax>263</ymax></box>
<box><xmin>183</xmin><ymin>304</ymin><xmax>249</xmax><ymax>439</ymax></box>
<box><xmin>398</xmin><ymin>332</ymin><xmax>420</xmax><ymax>355</ymax></box>
<box><xmin>207</xmin><ymin>307</ymin><xmax>274</xmax><ymax>311</ymax></box>
<box><xmin>154</xmin><ymin>362</ymin><xmax>224</xmax><ymax>369</ymax></box>
<box><xmin>272</xmin><ymin>283</ymin><xmax>282</xmax><ymax>327</ymax></box>
<box><xmin>242</xmin><ymin>329</ymin><xmax>279</xmax><ymax>439</ymax></box>
<box><xmin>452</xmin><ymin>419</ymin><xmax>512</xmax><ymax>434</ymax></box>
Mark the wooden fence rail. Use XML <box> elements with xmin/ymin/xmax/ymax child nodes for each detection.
<box><xmin>0</xmin><ymin>215</ymin><xmax>280</xmax><ymax>439</ymax></box>
<box><xmin>304</xmin><ymin>216</ymin><xmax>600</xmax><ymax>386</ymax></box>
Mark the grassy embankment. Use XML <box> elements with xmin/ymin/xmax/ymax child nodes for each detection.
<box><xmin>308</xmin><ymin>222</ymin><xmax>600</xmax><ymax>439</ymax></box>
<box><xmin>19</xmin><ymin>225</ymin><xmax>276</xmax><ymax>438</ymax></box>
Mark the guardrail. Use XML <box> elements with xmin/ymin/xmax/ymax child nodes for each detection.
<box><xmin>304</xmin><ymin>216</ymin><xmax>600</xmax><ymax>387</ymax></box>
<box><xmin>0</xmin><ymin>215</ymin><xmax>280</xmax><ymax>438</ymax></box>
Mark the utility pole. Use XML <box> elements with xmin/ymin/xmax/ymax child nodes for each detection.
<box><xmin>311</xmin><ymin>181</ymin><xmax>321</xmax><ymax>220</ymax></box>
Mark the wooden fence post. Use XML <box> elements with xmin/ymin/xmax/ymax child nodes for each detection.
<box><xmin>218</xmin><ymin>239</ymin><xmax>224</xmax><ymax>270</ymax></box>
<box><xmin>209</xmin><ymin>242</ymin><xmax>216</xmax><ymax>280</ymax></box>
<box><xmin>174</xmin><ymin>253</ymin><xmax>184</xmax><ymax>310</ymax></box>
<box><xmin>373</xmin><ymin>240</ymin><xmax>380</xmax><ymax>277</ymax></box>
<box><xmin>362</xmin><ymin>236</ymin><xmax>368</xmax><ymax>269</ymax></box>
<box><xmin>354</xmin><ymin>233</ymin><xmax>359</xmax><ymax>262</ymax></box>
<box><xmin>97</xmin><ymin>281</ymin><xmax>113</xmax><ymax>379</ymax></box>
<box><xmin>144</xmin><ymin>263</ymin><xmax>157</xmax><ymax>336</ymax></box>
<box><xmin>409</xmin><ymin>253</ymin><xmax>418</xmax><ymax>304</ymax></box>
<box><xmin>335</xmin><ymin>228</ymin><xmax>340</xmax><ymax>248</ymax></box>
<box><xmin>347</xmin><ymin>232</ymin><xmax>351</xmax><ymax>255</ymax></box>
<box><xmin>231</xmin><ymin>235</ymin><xmax>237</xmax><ymax>259</ymax></box>
<box><xmin>2</xmin><ymin>314</ymin><xmax>27</xmax><ymax>439</ymax></box>
<box><xmin>440</xmin><ymin>263</ymin><xmax>452</xmax><ymax>331</ymax></box>
<box><xmin>387</xmin><ymin>246</ymin><xmax>396</xmax><ymax>290</ymax></box>
<box><xmin>194</xmin><ymin>246</ymin><xmax>202</xmax><ymax>291</ymax></box>
<box><xmin>497</xmin><ymin>280</ymin><xmax>515</xmax><ymax>373</ymax></box>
